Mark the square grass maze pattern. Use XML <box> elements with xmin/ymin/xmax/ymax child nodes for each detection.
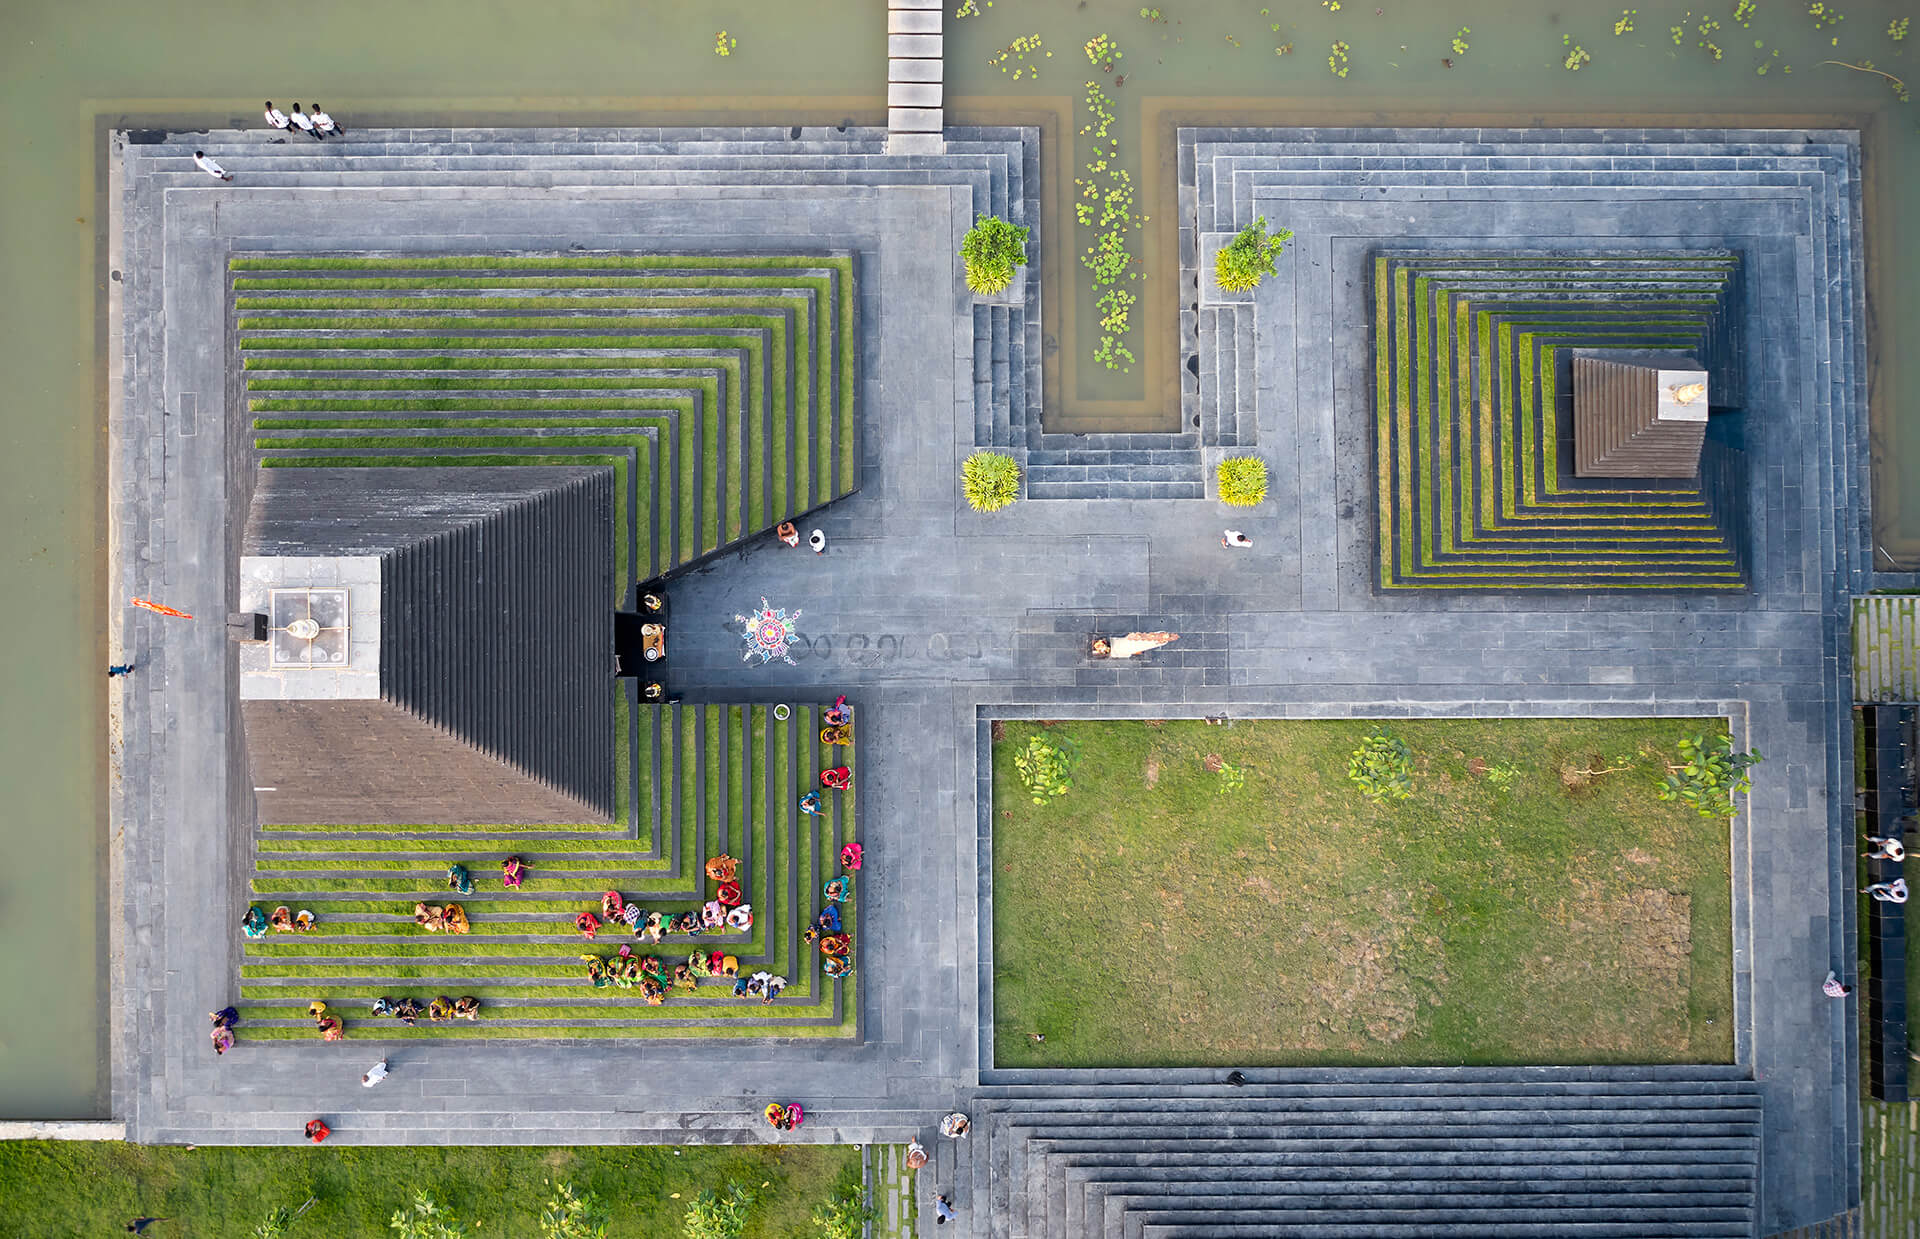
<box><xmin>1370</xmin><ymin>251</ymin><xmax>1749</xmax><ymax>592</ymax></box>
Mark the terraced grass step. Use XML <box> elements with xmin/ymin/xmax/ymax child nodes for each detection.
<box><xmin>243</xmin><ymin>702</ymin><xmax>858</xmax><ymax>1041</ymax></box>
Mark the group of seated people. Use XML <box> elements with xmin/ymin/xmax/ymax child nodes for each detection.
<box><xmin>764</xmin><ymin>1101</ymin><xmax>805</xmax><ymax>1131</ymax></box>
<box><xmin>239</xmin><ymin>905</ymin><xmax>316</xmax><ymax>938</ymax></box>
<box><xmin>306</xmin><ymin>1000</ymin><xmax>346</xmax><ymax>1041</ymax></box>
<box><xmin>579</xmin><ymin>943</ymin><xmax>793</xmax><ymax>1006</ymax></box>
<box><xmin>369</xmin><ymin>994</ymin><xmax>481</xmax><ymax>1024</ymax></box>
<box><xmin>414</xmin><ymin>901</ymin><xmax>470</xmax><ymax>933</ymax></box>
<box><xmin>573</xmin><ymin>883</ymin><xmax>756</xmax><ymax>942</ymax></box>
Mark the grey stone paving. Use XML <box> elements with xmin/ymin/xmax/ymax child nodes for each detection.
<box><xmin>106</xmin><ymin>125</ymin><xmax>1870</xmax><ymax>1236</ymax></box>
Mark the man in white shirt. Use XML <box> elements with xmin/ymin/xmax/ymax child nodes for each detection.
<box><xmin>287</xmin><ymin>104</ymin><xmax>320</xmax><ymax>139</ymax></box>
<box><xmin>263</xmin><ymin>101</ymin><xmax>289</xmax><ymax>130</ymax></box>
<box><xmin>361</xmin><ymin>1058</ymin><xmax>390</xmax><ymax>1087</ymax></box>
<box><xmin>310</xmin><ymin>104</ymin><xmax>342</xmax><ymax>138</ymax></box>
<box><xmin>192</xmin><ymin>151</ymin><xmax>232</xmax><ymax>182</ymax></box>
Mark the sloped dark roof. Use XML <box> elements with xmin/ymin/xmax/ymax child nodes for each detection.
<box><xmin>245</xmin><ymin>467</ymin><xmax>616</xmax><ymax>822</ymax></box>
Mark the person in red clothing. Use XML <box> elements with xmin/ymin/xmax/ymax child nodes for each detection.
<box><xmin>575</xmin><ymin>911</ymin><xmax>600</xmax><ymax>939</ymax></box>
<box><xmin>820</xmin><ymin>766</ymin><xmax>851</xmax><ymax>790</ymax></box>
<box><xmin>305</xmin><ymin>1119</ymin><xmax>330</xmax><ymax>1143</ymax></box>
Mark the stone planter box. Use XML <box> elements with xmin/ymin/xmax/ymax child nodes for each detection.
<box><xmin>1197</xmin><ymin>232</ymin><xmax>1257</xmax><ymax>306</ymax></box>
<box><xmin>960</xmin><ymin>252</ymin><xmax>1029</xmax><ymax>306</ymax></box>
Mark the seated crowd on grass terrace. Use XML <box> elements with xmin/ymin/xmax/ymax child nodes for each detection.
<box><xmin>226</xmin><ymin>253</ymin><xmax>861</xmax><ymax>1041</ymax></box>
<box><xmin>1372</xmin><ymin>252</ymin><xmax>1748</xmax><ymax>591</ymax></box>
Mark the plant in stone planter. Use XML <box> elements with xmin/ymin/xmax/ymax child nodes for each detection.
<box><xmin>962</xmin><ymin>450</ymin><xmax>1023</xmax><ymax>512</ymax></box>
<box><xmin>1215</xmin><ymin>217</ymin><xmax>1294</xmax><ymax>293</ymax></box>
<box><xmin>1216</xmin><ymin>455</ymin><xmax>1269</xmax><ymax>507</ymax></box>
<box><xmin>961</xmin><ymin>215</ymin><xmax>1030</xmax><ymax>295</ymax></box>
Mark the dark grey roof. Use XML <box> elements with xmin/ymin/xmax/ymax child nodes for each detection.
<box><xmin>244</xmin><ymin>467</ymin><xmax>617</xmax><ymax>821</ymax></box>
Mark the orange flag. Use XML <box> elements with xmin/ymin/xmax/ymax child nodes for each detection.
<box><xmin>130</xmin><ymin>597</ymin><xmax>194</xmax><ymax>619</ymax></box>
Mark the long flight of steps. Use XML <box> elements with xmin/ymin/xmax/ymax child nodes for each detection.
<box><xmin>950</xmin><ymin>1067</ymin><xmax>1762</xmax><ymax>1238</ymax></box>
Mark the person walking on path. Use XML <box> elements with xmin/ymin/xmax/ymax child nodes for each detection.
<box><xmin>1869</xmin><ymin>878</ymin><xmax>1910</xmax><ymax>904</ymax></box>
<box><xmin>1824</xmin><ymin>970</ymin><xmax>1852</xmax><ymax>998</ymax></box>
<box><xmin>192</xmin><ymin>151</ymin><xmax>232</xmax><ymax>181</ymax></box>
<box><xmin>1222</xmin><ymin>530</ymin><xmax>1252</xmax><ymax>549</ymax></box>
<box><xmin>362</xmin><ymin>1057</ymin><xmax>389</xmax><ymax>1087</ymax></box>
<box><xmin>107</xmin><ymin>663</ymin><xmax>135</xmax><ymax>676</ymax></box>
<box><xmin>310</xmin><ymin>104</ymin><xmax>342</xmax><ymax>138</ymax></box>
<box><xmin>934</xmin><ymin>1194</ymin><xmax>957</xmax><ymax>1226</ymax></box>
<box><xmin>1868</xmin><ymin>834</ymin><xmax>1907</xmax><ymax>861</ymax></box>
<box><xmin>776</xmin><ymin>521</ymin><xmax>799</xmax><ymax>547</ymax></box>
<box><xmin>905</xmin><ymin>1139</ymin><xmax>929</xmax><ymax>1170</ymax></box>
<box><xmin>809</xmin><ymin>528</ymin><xmax>827</xmax><ymax>553</ymax></box>
<box><xmin>287</xmin><ymin>104</ymin><xmax>320</xmax><ymax>139</ymax></box>
<box><xmin>939</xmin><ymin>1112</ymin><xmax>970</xmax><ymax>1139</ymax></box>
<box><xmin>263</xmin><ymin>101</ymin><xmax>289</xmax><ymax>130</ymax></box>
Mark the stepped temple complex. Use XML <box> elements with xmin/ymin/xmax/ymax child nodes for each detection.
<box><xmin>108</xmin><ymin>112</ymin><xmax>1873</xmax><ymax>1238</ymax></box>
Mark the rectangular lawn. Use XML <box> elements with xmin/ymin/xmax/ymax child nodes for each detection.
<box><xmin>991</xmin><ymin>717</ymin><xmax>1735</xmax><ymax>1068</ymax></box>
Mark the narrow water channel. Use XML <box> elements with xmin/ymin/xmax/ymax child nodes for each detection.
<box><xmin>0</xmin><ymin>0</ymin><xmax>1913</xmax><ymax>1117</ymax></box>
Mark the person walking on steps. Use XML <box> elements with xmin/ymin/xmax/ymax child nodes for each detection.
<box><xmin>362</xmin><ymin>1057</ymin><xmax>389</xmax><ymax>1087</ymax></box>
<box><xmin>310</xmin><ymin>104</ymin><xmax>342</xmax><ymax>138</ymax></box>
<box><xmin>193</xmin><ymin>151</ymin><xmax>232</xmax><ymax>181</ymax></box>
<box><xmin>934</xmin><ymin>1194</ymin><xmax>957</xmax><ymax>1226</ymax></box>
<box><xmin>107</xmin><ymin>663</ymin><xmax>135</xmax><ymax>677</ymax></box>
<box><xmin>1868</xmin><ymin>834</ymin><xmax>1907</xmax><ymax>861</ymax></box>
<box><xmin>287</xmin><ymin>104</ymin><xmax>320</xmax><ymax>139</ymax></box>
<box><xmin>264</xmin><ymin>101</ymin><xmax>290</xmax><ymax>130</ymax></box>
<box><xmin>1870</xmin><ymin>877</ymin><xmax>1911</xmax><ymax>904</ymax></box>
<box><xmin>1824</xmin><ymin>970</ymin><xmax>1853</xmax><ymax>998</ymax></box>
<box><xmin>809</xmin><ymin>529</ymin><xmax>827</xmax><ymax>554</ymax></box>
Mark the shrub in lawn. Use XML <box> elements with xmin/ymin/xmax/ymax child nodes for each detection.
<box><xmin>1015</xmin><ymin>735</ymin><xmax>1073</xmax><ymax>805</ymax></box>
<box><xmin>1348</xmin><ymin>730</ymin><xmax>1414</xmax><ymax>802</ymax></box>
<box><xmin>683</xmin><ymin>1183</ymin><xmax>755</xmax><ymax>1239</ymax></box>
<box><xmin>1216</xmin><ymin>456</ymin><xmax>1269</xmax><ymax>507</ymax></box>
<box><xmin>1215</xmin><ymin>217</ymin><xmax>1294</xmax><ymax>293</ymax></box>
<box><xmin>963</xmin><ymin>450</ymin><xmax>1022</xmax><ymax>512</ymax></box>
<box><xmin>1658</xmin><ymin>732</ymin><xmax>1761</xmax><ymax>818</ymax></box>
<box><xmin>390</xmin><ymin>1192</ymin><xmax>466</xmax><ymax>1239</ymax></box>
<box><xmin>539</xmin><ymin>1182</ymin><xmax>609</xmax><ymax>1239</ymax></box>
<box><xmin>961</xmin><ymin>215</ymin><xmax>1031</xmax><ymax>295</ymax></box>
<box><xmin>811</xmin><ymin>1186</ymin><xmax>875</xmax><ymax>1239</ymax></box>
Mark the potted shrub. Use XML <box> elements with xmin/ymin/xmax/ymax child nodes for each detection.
<box><xmin>961</xmin><ymin>215</ymin><xmax>1030</xmax><ymax>297</ymax></box>
<box><xmin>1216</xmin><ymin>455</ymin><xmax>1268</xmax><ymax>507</ymax></box>
<box><xmin>1214</xmin><ymin>217</ymin><xmax>1293</xmax><ymax>294</ymax></box>
<box><xmin>962</xmin><ymin>450</ymin><xmax>1022</xmax><ymax>512</ymax></box>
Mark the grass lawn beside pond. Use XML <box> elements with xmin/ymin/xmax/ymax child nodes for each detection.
<box><xmin>0</xmin><ymin>1140</ymin><xmax>858</xmax><ymax>1239</ymax></box>
<box><xmin>991</xmin><ymin>718</ymin><xmax>1735</xmax><ymax>1069</ymax></box>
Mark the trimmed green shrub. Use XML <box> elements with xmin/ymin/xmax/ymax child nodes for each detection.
<box><xmin>683</xmin><ymin>1183</ymin><xmax>755</xmax><ymax>1239</ymax></box>
<box><xmin>963</xmin><ymin>450</ymin><xmax>1022</xmax><ymax>512</ymax></box>
<box><xmin>1348</xmin><ymin>731</ymin><xmax>1414</xmax><ymax>802</ymax></box>
<box><xmin>1216</xmin><ymin>456</ymin><xmax>1269</xmax><ymax>507</ymax></box>
<box><xmin>811</xmin><ymin>1187</ymin><xmax>875</xmax><ymax>1239</ymax></box>
<box><xmin>961</xmin><ymin>216</ymin><xmax>1031</xmax><ymax>295</ymax></box>
<box><xmin>1658</xmin><ymin>733</ymin><xmax>1761</xmax><ymax>819</ymax></box>
<box><xmin>1015</xmin><ymin>736</ymin><xmax>1073</xmax><ymax>806</ymax></box>
<box><xmin>1215</xmin><ymin>217</ymin><xmax>1294</xmax><ymax>293</ymax></box>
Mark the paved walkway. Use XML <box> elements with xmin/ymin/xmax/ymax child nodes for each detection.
<box><xmin>107</xmin><ymin>126</ymin><xmax>1865</xmax><ymax>1235</ymax></box>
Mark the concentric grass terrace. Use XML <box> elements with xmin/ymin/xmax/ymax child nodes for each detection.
<box><xmin>228</xmin><ymin>255</ymin><xmax>862</xmax><ymax>1040</ymax></box>
<box><xmin>1372</xmin><ymin>252</ymin><xmax>1748</xmax><ymax>590</ymax></box>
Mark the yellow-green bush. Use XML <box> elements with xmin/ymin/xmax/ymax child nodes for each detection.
<box><xmin>1216</xmin><ymin>455</ymin><xmax>1268</xmax><ymax>507</ymax></box>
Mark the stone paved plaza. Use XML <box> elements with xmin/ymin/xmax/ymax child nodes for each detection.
<box><xmin>108</xmin><ymin>125</ymin><xmax>1871</xmax><ymax>1235</ymax></box>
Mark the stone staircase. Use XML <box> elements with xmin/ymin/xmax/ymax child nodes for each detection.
<box><xmin>939</xmin><ymin>1067</ymin><xmax>1763</xmax><ymax>1238</ymax></box>
<box><xmin>1179</xmin><ymin>127</ymin><xmax>1870</xmax><ymax>595</ymax></box>
<box><xmin>120</xmin><ymin>123</ymin><xmax>1039</xmax><ymax>511</ymax></box>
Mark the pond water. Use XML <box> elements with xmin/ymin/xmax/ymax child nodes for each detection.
<box><xmin>0</xmin><ymin>0</ymin><xmax>1913</xmax><ymax>1117</ymax></box>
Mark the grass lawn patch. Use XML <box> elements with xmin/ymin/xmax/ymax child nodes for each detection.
<box><xmin>992</xmin><ymin>717</ymin><xmax>1734</xmax><ymax>1068</ymax></box>
<box><xmin>0</xmin><ymin>1140</ymin><xmax>857</xmax><ymax>1239</ymax></box>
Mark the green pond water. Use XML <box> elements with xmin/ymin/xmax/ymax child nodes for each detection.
<box><xmin>0</xmin><ymin>0</ymin><xmax>1914</xmax><ymax>1118</ymax></box>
